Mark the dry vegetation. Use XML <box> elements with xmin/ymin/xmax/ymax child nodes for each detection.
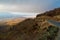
<box><xmin>0</xmin><ymin>8</ymin><xmax>60</xmax><ymax>40</ymax></box>
<box><xmin>5</xmin><ymin>18</ymin><xmax>25</xmax><ymax>25</ymax></box>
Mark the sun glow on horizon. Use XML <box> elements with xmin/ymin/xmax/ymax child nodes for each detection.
<box><xmin>10</xmin><ymin>12</ymin><xmax>39</xmax><ymax>18</ymax></box>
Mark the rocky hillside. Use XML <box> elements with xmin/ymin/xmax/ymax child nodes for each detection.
<box><xmin>0</xmin><ymin>8</ymin><xmax>60</xmax><ymax>40</ymax></box>
<box><xmin>37</xmin><ymin>8</ymin><xmax>60</xmax><ymax>17</ymax></box>
<box><xmin>36</xmin><ymin>8</ymin><xmax>60</xmax><ymax>29</ymax></box>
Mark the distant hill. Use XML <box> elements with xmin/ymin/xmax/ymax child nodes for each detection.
<box><xmin>0</xmin><ymin>8</ymin><xmax>60</xmax><ymax>40</ymax></box>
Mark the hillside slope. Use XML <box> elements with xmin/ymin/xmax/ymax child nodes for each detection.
<box><xmin>0</xmin><ymin>8</ymin><xmax>60</xmax><ymax>40</ymax></box>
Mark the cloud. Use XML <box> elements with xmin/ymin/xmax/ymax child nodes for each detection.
<box><xmin>0</xmin><ymin>0</ymin><xmax>58</xmax><ymax>13</ymax></box>
<box><xmin>0</xmin><ymin>4</ymin><xmax>37</xmax><ymax>12</ymax></box>
<box><xmin>0</xmin><ymin>0</ymin><xmax>59</xmax><ymax>18</ymax></box>
<box><xmin>10</xmin><ymin>12</ymin><xmax>38</xmax><ymax>18</ymax></box>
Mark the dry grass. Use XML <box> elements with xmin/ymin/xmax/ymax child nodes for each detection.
<box><xmin>5</xmin><ymin>18</ymin><xmax>25</xmax><ymax>25</ymax></box>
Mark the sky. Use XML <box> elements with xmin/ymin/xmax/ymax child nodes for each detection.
<box><xmin>0</xmin><ymin>0</ymin><xmax>60</xmax><ymax>18</ymax></box>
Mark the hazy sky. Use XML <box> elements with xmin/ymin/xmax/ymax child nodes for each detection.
<box><xmin>0</xmin><ymin>0</ymin><xmax>60</xmax><ymax>17</ymax></box>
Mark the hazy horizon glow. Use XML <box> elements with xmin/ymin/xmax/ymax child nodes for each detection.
<box><xmin>0</xmin><ymin>12</ymin><xmax>38</xmax><ymax>18</ymax></box>
<box><xmin>11</xmin><ymin>12</ymin><xmax>38</xmax><ymax>18</ymax></box>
